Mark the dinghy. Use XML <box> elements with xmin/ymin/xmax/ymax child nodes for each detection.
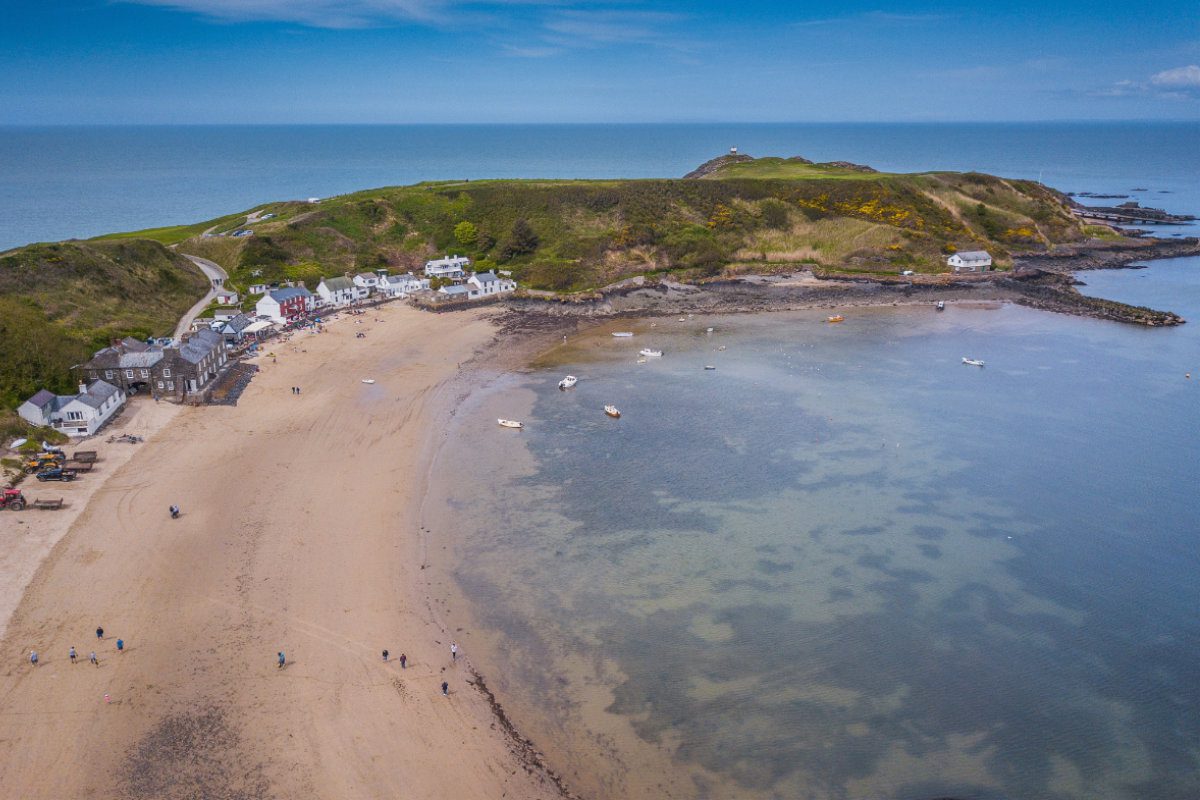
<box><xmin>558</xmin><ymin>375</ymin><xmax>578</xmax><ymax>390</ymax></box>
<box><xmin>604</xmin><ymin>405</ymin><xmax>621</xmax><ymax>418</ymax></box>
<box><xmin>497</xmin><ymin>419</ymin><xmax>524</xmax><ymax>429</ymax></box>
<box><xmin>962</xmin><ymin>358</ymin><xmax>985</xmax><ymax>367</ymax></box>
<box><xmin>639</xmin><ymin>348</ymin><xmax>663</xmax><ymax>358</ymax></box>
<box><xmin>612</xmin><ymin>331</ymin><xmax>634</xmax><ymax>338</ymax></box>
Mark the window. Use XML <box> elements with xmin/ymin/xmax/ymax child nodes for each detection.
<box><xmin>140</xmin><ymin>369</ymin><xmax>149</xmax><ymax>378</ymax></box>
<box><xmin>157</xmin><ymin>381</ymin><xmax>164</xmax><ymax>389</ymax></box>
<box><xmin>167</xmin><ymin>381</ymin><xmax>174</xmax><ymax>390</ymax></box>
<box><xmin>66</xmin><ymin>411</ymin><xmax>83</xmax><ymax>421</ymax></box>
<box><xmin>124</xmin><ymin>369</ymin><xmax>134</xmax><ymax>379</ymax></box>
<box><xmin>105</xmin><ymin>370</ymin><xmax>114</xmax><ymax>379</ymax></box>
<box><xmin>162</xmin><ymin>368</ymin><xmax>171</xmax><ymax>378</ymax></box>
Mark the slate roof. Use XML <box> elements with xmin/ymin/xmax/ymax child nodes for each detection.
<box><xmin>269</xmin><ymin>287</ymin><xmax>312</xmax><ymax>302</ymax></box>
<box><xmin>74</xmin><ymin>380</ymin><xmax>121</xmax><ymax>409</ymax></box>
<box><xmin>440</xmin><ymin>285</ymin><xmax>473</xmax><ymax>296</ymax></box>
<box><xmin>176</xmin><ymin>329</ymin><xmax>224</xmax><ymax>365</ymax></box>
<box><xmin>223</xmin><ymin>313</ymin><xmax>253</xmax><ymax>333</ymax></box>
<box><xmin>25</xmin><ymin>389</ymin><xmax>56</xmax><ymax>409</ymax></box>
<box><xmin>955</xmin><ymin>250</ymin><xmax>992</xmax><ymax>261</ymax></box>
<box><xmin>472</xmin><ymin>271</ymin><xmax>500</xmax><ymax>284</ymax></box>
<box><xmin>321</xmin><ymin>276</ymin><xmax>354</xmax><ymax>292</ymax></box>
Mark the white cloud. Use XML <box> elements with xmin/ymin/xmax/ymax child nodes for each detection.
<box><xmin>793</xmin><ymin>11</ymin><xmax>949</xmax><ymax>28</ymax></box>
<box><xmin>121</xmin><ymin>0</ymin><xmax>561</xmax><ymax>29</ymax></box>
<box><xmin>1150</xmin><ymin>64</ymin><xmax>1200</xmax><ymax>88</ymax></box>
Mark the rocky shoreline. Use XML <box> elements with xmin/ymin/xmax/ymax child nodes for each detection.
<box><xmin>497</xmin><ymin>238</ymin><xmax>1196</xmax><ymax>327</ymax></box>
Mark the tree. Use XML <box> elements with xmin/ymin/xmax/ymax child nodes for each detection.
<box><xmin>500</xmin><ymin>218</ymin><xmax>540</xmax><ymax>260</ymax></box>
<box><xmin>453</xmin><ymin>221</ymin><xmax>478</xmax><ymax>248</ymax></box>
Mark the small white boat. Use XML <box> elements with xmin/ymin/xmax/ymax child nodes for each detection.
<box><xmin>718</xmin><ymin>345</ymin><xmax>727</xmax><ymax>351</ymax></box>
<box><xmin>612</xmin><ymin>331</ymin><xmax>634</xmax><ymax>338</ymax></box>
<box><xmin>678</xmin><ymin>317</ymin><xmax>686</xmax><ymax>322</ymax></box>
<box><xmin>497</xmin><ymin>419</ymin><xmax>524</xmax><ymax>429</ymax></box>
<box><xmin>936</xmin><ymin>301</ymin><xmax>945</xmax><ymax>311</ymax></box>
<box><xmin>706</xmin><ymin>327</ymin><xmax>714</xmax><ymax>333</ymax></box>
<box><xmin>361</xmin><ymin>379</ymin><xmax>376</xmax><ymax>384</ymax></box>
<box><xmin>558</xmin><ymin>375</ymin><xmax>577</xmax><ymax>390</ymax></box>
<box><xmin>636</xmin><ymin>357</ymin><xmax>647</xmax><ymax>364</ymax></box>
<box><xmin>962</xmin><ymin>358</ymin><xmax>985</xmax><ymax>367</ymax></box>
<box><xmin>704</xmin><ymin>365</ymin><xmax>716</xmax><ymax>370</ymax></box>
<box><xmin>604</xmin><ymin>405</ymin><xmax>621</xmax><ymax>418</ymax></box>
<box><xmin>639</xmin><ymin>348</ymin><xmax>663</xmax><ymax>358</ymax></box>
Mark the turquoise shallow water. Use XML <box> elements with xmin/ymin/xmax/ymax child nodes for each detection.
<box><xmin>430</xmin><ymin>258</ymin><xmax>1200</xmax><ymax>800</ymax></box>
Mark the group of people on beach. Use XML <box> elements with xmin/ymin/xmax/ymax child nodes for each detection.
<box><xmin>30</xmin><ymin>625</ymin><xmax>124</xmax><ymax>669</ymax></box>
<box><xmin>272</xmin><ymin>641</ymin><xmax>459</xmax><ymax>697</ymax></box>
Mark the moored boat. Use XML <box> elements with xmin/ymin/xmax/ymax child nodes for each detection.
<box><xmin>558</xmin><ymin>375</ymin><xmax>577</xmax><ymax>390</ymax></box>
<box><xmin>827</xmin><ymin>315</ymin><xmax>845</xmax><ymax>323</ymax></box>
<box><xmin>612</xmin><ymin>331</ymin><xmax>634</xmax><ymax>338</ymax></box>
<box><xmin>936</xmin><ymin>301</ymin><xmax>945</xmax><ymax>311</ymax></box>
<box><xmin>361</xmin><ymin>379</ymin><xmax>376</xmax><ymax>384</ymax></box>
<box><xmin>497</xmin><ymin>418</ymin><xmax>524</xmax><ymax>428</ymax></box>
<box><xmin>962</xmin><ymin>357</ymin><xmax>985</xmax><ymax>367</ymax></box>
<box><xmin>639</xmin><ymin>348</ymin><xmax>663</xmax><ymax>357</ymax></box>
<box><xmin>704</xmin><ymin>365</ymin><xmax>716</xmax><ymax>370</ymax></box>
<box><xmin>604</xmin><ymin>405</ymin><xmax>621</xmax><ymax>418</ymax></box>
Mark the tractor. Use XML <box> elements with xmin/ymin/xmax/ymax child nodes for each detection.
<box><xmin>0</xmin><ymin>488</ymin><xmax>27</xmax><ymax>511</ymax></box>
<box><xmin>23</xmin><ymin>452</ymin><xmax>66</xmax><ymax>474</ymax></box>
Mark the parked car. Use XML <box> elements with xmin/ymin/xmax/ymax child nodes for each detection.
<box><xmin>36</xmin><ymin>467</ymin><xmax>78</xmax><ymax>482</ymax></box>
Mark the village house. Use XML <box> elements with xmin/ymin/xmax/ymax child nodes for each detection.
<box><xmin>215</xmin><ymin>287</ymin><xmax>239</xmax><ymax>305</ymax></box>
<box><xmin>424</xmin><ymin>254</ymin><xmax>471</xmax><ymax>281</ymax></box>
<box><xmin>353</xmin><ymin>272</ymin><xmax>383</xmax><ymax>293</ymax></box>
<box><xmin>18</xmin><ymin>381</ymin><xmax>126</xmax><ymax>437</ymax></box>
<box><xmin>946</xmin><ymin>250</ymin><xmax>993</xmax><ymax>273</ymax></box>
<box><xmin>438</xmin><ymin>284</ymin><xmax>480</xmax><ymax>300</ymax></box>
<box><xmin>315</xmin><ymin>276</ymin><xmax>364</xmax><ymax>308</ymax></box>
<box><xmin>154</xmin><ymin>329</ymin><xmax>228</xmax><ymax>400</ymax></box>
<box><xmin>467</xmin><ymin>271</ymin><xmax>516</xmax><ymax>297</ymax></box>
<box><xmin>378</xmin><ymin>273</ymin><xmax>430</xmax><ymax>298</ymax></box>
<box><xmin>79</xmin><ymin>337</ymin><xmax>165</xmax><ymax>395</ymax></box>
<box><xmin>248</xmin><ymin>283</ymin><xmax>269</xmax><ymax>295</ymax></box>
<box><xmin>256</xmin><ymin>286</ymin><xmax>313</xmax><ymax>324</ymax></box>
<box><xmin>214</xmin><ymin>313</ymin><xmax>255</xmax><ymax>346</ymax></box>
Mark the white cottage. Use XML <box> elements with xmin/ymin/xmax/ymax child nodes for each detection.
<box><xmin>946</xmin><ymin>250</ymin><xmax>993</xmax><ymax>273</ymax></box>
<box><xmin>353</xmin><ymin>272</ymin><xmax>382</xmax><ymax>293</ymax></box>
<box><xmin>378</xmin><ymin>273</ymin><xmax>430</xmax><ymax>298</ymax></box>
<box><xmin>18</xmin><ymin>381</ymin><xmax>126</xmax><ymax>437</ymax></box>
<box><xmin>467</xmin><ymin>271</ymin><xmax>516</xmax><ymax>297</ymax></box>
<box><xmin>316</xmin><ymin>276</ymin><xmax>365</xmax><ymax>308</ymax></box>
<box><xmin>215</xmin><ymin>287</ymin><xmax>240</xmax><ymax>305</ymax></box>
<box><xmin>424</xmin><ymin>255</ymin><xmax>471</xmax><ymax>280</ymax></box>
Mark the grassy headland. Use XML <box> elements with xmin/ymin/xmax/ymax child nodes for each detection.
<box><xmin>0</xmin><ymin>154</ymin><xmax>1122</xmax><ymax>416</ymax></box>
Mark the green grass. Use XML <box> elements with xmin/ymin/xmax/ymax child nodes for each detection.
<box><xmin>701</xmin><ymin>157</ymin><xmax>899</xmax><ymax>180</ymax></box>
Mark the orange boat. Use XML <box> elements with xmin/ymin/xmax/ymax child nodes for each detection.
<box><xmin>827</xmin><ymin>315</ymin><xmax>845</xmax><ymax>323</ymax></box>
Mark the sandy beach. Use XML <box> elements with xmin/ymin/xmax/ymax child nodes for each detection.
<box><xmin>0</xmin><ymin>304</ymin><xmax>568</xmax><ymax>800</ymax></box>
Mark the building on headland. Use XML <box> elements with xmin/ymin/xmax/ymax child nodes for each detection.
<box><xmin>79</xmin><ymin>338</ymin><xmax>165</xmax><ymax>395</ymax></box>
<box><xmin>378</xmin><ymin>273</ymin><xmax>430</xmax><ymax>298</ymax></box>
<box><xmin>424</xmin><ymin>255</ymin><xmax>471</xmax><ymax>280</ymax></box>
<box><xmin>946</xmin><ymin>250</ymin><xmax>993</xmax><ymax>273</ymax></box>
<box><xmin>467</xmin><ymin>271</ymin><xmax>516</xmax><ymax>297</ymax></box>
<box><xmin>315</xmin><ymin>276</ymin><xmax>364</xmax><ymax>308</ymax></box>
<box><xmin>18</xmin><ymin>381</ymin><xmax>126</xmax><ymax>437</ymax></box>
<box><xmin>256</xmin><ymin>286</ymin><xmax>313</xmax><ymax>324</ymax></box>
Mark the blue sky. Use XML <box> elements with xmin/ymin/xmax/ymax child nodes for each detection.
<box><xmin>1</xmin><ymin>1</ymin><xmax>1198</xmax><ymax>123</ymax></box>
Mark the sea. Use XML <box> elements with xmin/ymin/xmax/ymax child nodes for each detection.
<box><xmin>0</xmin><ymin>122</ymin><xmax>1197</xmax><ymax>250</ymax></box>
<box><xmin>6</xmin><ymin>123</ymin><xmax>1200</xmax><ymax>799</ymax></box>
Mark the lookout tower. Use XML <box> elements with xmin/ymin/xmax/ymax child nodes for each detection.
<box><xmin>730</xmin><ymin>146</ymin><xmax>738</xmax><ymax>154</ymax></box>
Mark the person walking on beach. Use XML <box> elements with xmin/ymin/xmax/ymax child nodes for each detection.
<box><xmin>116</xmin><ymin>638</ymin><xmax>124</xmax><ymax>654</ymax></box>
<box><xmin>441</xmin><ymin>681</ymin><xmax>449</xmax><ymax>697</ymax></box>
<box><xmin>96</xmin><ymin>626</ymin><xmax>104</xmax><ymax>640</ymax></box>
<box><xmin>89</xmin><ymin>651</ymin><xmax>99</xmax><ymax>667</ymax></box>
<box><xmin>69</xmin><ymin>646</ymin><xmax>77</xmax><ymax>664</ymax></box>
<box><xmin>399</xmin><ymin>653</ymin><xmax>406</xmax><ymax>669</ymax></box>
<box><xmin>277</xmin><ymin>651</ymin><xmax>286</xmax><ymax>669</ymax></box>
<box><xmin>382</xmin><ymin>649</ymin><xmax>389</xmax><ymax>662</ymax></box>
<box><xmin>450</xmin><ymin>642</ymin><xmax>458</xmax><ymax>662</ymax></box>
<box><xmin>30</xmin><ymin>651</ymin><xmax>38</xmax><ymax>667</ymax></box>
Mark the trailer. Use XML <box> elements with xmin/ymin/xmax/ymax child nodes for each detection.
<box><xmin>32</xmin><ymin>498</ymin><xmax>64</xmax><ymax>510</ymax></box>
<box><xmin>72</xmin><ymin>450</ymin><xmax>98</xmax><ymax>464</ymax></box>
<box><xmin>64</xmin><ymin>461</ymin><xmax>94</xmax><ymax>473</ymax></box>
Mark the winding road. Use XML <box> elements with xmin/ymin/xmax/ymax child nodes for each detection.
<box><xmin>174</xmin><ymin>254</ymin><xmax>229</xmax><ymax>341</ymax></box>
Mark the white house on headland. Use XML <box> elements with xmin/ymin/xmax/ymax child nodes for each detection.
<box><xmin>947</xmin><ymin>250</ymin><xmax>993</xmax><ymax>273</ymax></box>
<box><xmin>378</xmin><ymin>273</ymin><xmax>430</xmax><ymax>298</ymax></box>
<box><xmin>18</xmin><ymin>381</ymin><xmax>126</xmax><ymax>437</ymax></box>
<box><xmin>215</xmin><ymin>287</ymin><xmax>239</xmax><ymax>305</ymax></box>
<box><xmin>424</xmin><ymin>255</ymin><xmax>471</xmax><ymax>280</ymax></box>
<box><xmin>316</xmin><ymin>276</ymin><xmax>364</xmax><ymax>308</ymax></box>
<box><xmin>467</xmin><ymin>271</ymin><xmax>516</xmax><ymax>297</ymax></box>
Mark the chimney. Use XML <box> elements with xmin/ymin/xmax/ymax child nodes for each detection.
<box><xmin>78</xmin><ymin>382</ymin><xmax>88</xmax><ymax>395</ymax></box>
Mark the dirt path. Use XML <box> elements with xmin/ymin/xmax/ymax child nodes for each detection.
<box><xmin>0</xmin><ymin>304</ymin><xmax>566</xmax><ymax>800</ymax></box>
